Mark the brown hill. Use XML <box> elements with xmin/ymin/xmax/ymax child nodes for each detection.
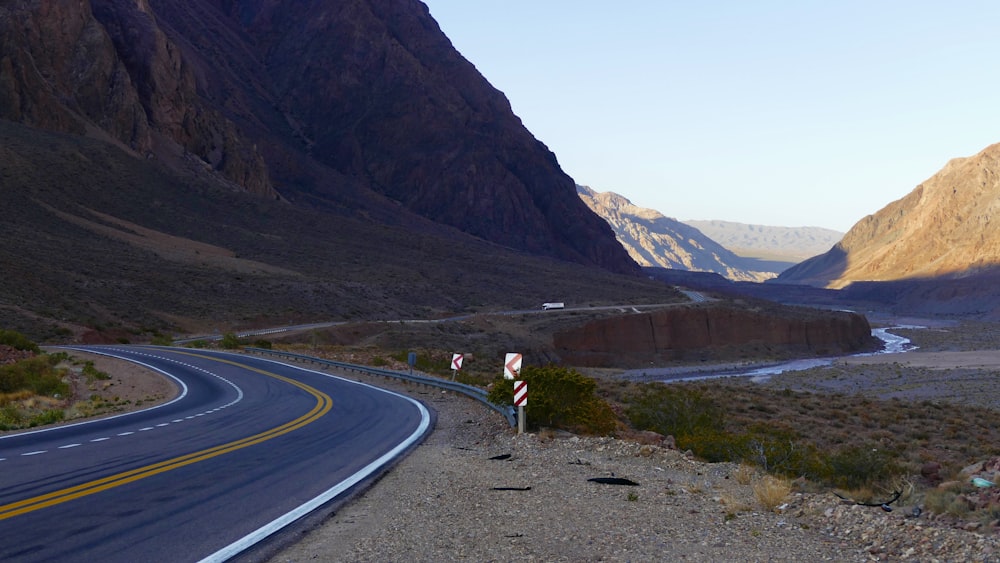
<box><xmin>778</xmin><ymin>143</ymin><xmax>1000</xmax><ymax>289</ymax></box>
<box><xmin>0</xmin><ymin>0</ymin><xmax>634</xmax><ymax>274</ymax></box>
<box><xmin>577</xmin><ymin>186</ymin><xmax>777</xmax><ymax>282</ymax></box>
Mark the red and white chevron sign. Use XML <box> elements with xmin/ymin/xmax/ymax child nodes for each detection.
<box><xmin>451</xmin><ymin>353</ymin><xmax>463</xmax><ymax>370</ymax></box>
<box><xmin>503</xmin><ymin>353</ymin><xmax>522</xmax><ymax>380</ymax></box>
<box><xmin>514</xmin><ymin>380</ymin><xmax>527</xmax><ymax>407</ymax></box>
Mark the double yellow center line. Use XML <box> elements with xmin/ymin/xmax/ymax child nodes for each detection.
<box><xmin>0</xmin><ymin>353</ymin><xmax>332</xmax><ymax>520</ymax></box>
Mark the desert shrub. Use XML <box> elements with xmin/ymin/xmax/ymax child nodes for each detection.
<box><xmin>754</xmin><ymin>475</ymin><xmax>792</xmax><ymax>512</ymax></box>
<box><xmin>82</xmin><ymin>361</ymin><xmax>110</xmax><ymax>381</ymax></box>
<box><xmin>252</xmin><ymin>339</ymin><xmax>272</xmax><ymax>349</ymax></box>
<box><xmin>390</xmin><ymin>350</ymin><xmax>451</xmax><ymax>376</ymax></box>
<box><xmin>488</xmin><ymin>365</ymin><xmax>617</xmax><ymax>435</ymax></box>
<box><xmin>151</xmin><ymin>334</ymin><xmax>174</xmax><ymax>346</ymax></box>
<box><xmin>0</xmin><ymin>330</ymin><xmax>39</xmax><ymax>353</ymax></box>
<box><xmin>0</xmin><ymin>404</ymin><xmax>25</xmax><ymax>427</ymax></box>
<box><xmin>625</xmin><ymin>384</ymin><xmax>725</xmax><ymax>439</ymax></box>
<box><xmin>740</xmin><ymin>423</ymin><xmax>825</xmax><ymax>478</ymax></box>
<box><xmin>0</xmin><ymin>355</ymin><xmax>69</xmax><ymax>396</ymax></box>
<box><xmin>30</xmin><ymin>409</ymin><xmax>64</xmax><ymax>427</ymax></box>
<box><xmin>823</xmin><ymin>445</ymin><xmax>902</xmax><ymax>490</ymax></box>
<box><xmin>220</xmin><ymin>332</ymin><xmax>240</xmax><ymax>349</ymax></box>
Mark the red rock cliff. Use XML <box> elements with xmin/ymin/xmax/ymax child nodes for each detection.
<box><xmin>553</xmin><ymin>303</ymin><xmax>876</xmax><ymax>368</ymax></box>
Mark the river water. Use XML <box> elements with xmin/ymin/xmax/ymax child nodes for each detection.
<box><xmin>627</xmin><ymin>326</ymin><xmax>921</xmax><ymax>384</ymax></box>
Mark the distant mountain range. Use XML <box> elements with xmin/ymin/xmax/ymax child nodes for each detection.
<box><xmin>683</xmin><ymin>220</ymin><xmax>843</xmax><ymax>263</ymax></box>
<box><xmin>578</xmin><ymin>186</ymin><xmax>840</xmax><ymax>281</ymax></box>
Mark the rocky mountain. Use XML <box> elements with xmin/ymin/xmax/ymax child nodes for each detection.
<box><xmin>778</xmin><ymin>143</ymin><xmax>1000</xmax><ymax>289</ymax></box>
<box><xmin>0</xmin><ymin>0</ymin><xmax>681</xmax><ymax>340</ymax></box>
<box><xmin>577</xmin><ymin>186</ymin><xmax>777</xmax><ymax>282</ymax></box>
<box><xmin>683</xmin><ymin>220</ymin><xmax>843</xmax><ymax>263</ymax></box>
<box><xmin>0</xmin><ymin>0</ymin><xmax>634</xmax><ymax>274</ymax></box>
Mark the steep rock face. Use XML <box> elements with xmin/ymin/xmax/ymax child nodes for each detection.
<box><xmin>578</xmin><ymin>186</ymin><xmax>775</xmax><ymax>281</ymax></box>
<box><xmin>1</xmin><ymin>0</ymin><xmax>635</xmax><ymax>273</ymax></box>
<box><xmin>553</xmin><ymin>304</ymin><xmax>875</xmax><ymax>368</ymax></box>
<box><xmin>0</xmin><ymin>0</ymin><xmax>149</xmax><ymax>146</ymax></box>
<box><xmin>778</xmin><ymin>143</ymin><xmax>1000</xmax><ymax>288</ymax></box>
<box><xmin>0</xmin><ymin>1</ymin><xmax>275</xmax><ymax>198</ymax></box>
<box><xmin>202</xmin><ymin>0</ymin><xmax>635</xmax><ymax>272</ymax></box>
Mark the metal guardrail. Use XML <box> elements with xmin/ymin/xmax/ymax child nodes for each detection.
<box><xmin>244</xmin><ymin>347</ymin><xmax>517</xmax><ymax>427</ymax></box>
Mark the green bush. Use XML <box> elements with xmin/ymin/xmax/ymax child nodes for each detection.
<box><xmin>150</xmin><ymin>334</ymin><xmax>174</xmax><ymax>346</ymax></box>
<box><xmin>0</xmin><ymin>355</ymin><xmax>70</xmax><ymax>396</ymax></box>
<box><xmin>220</xmin><ymin>332</ymin><xmax>240</xmax><ymax>349</ymax></box>
<box><xmin>30</xmin><ymin>409</ymin><xmax>64</xmax><ymax>427</ymax></box>
<box><xmin>82</xmin><ymin>361</ymin><xmax>111</xmax><ymax>381</ymax></box>
<box><xmin>0</xmin><ymin>330</ymin><xmax>39</xmax><ymax>353</ymax></box>
<box><xmin>824</xmin><ymin>445</ymin><xmax>902</xmax><ymax>490</ymax></box>
<box><xmin>625</xmin><ymin>385</ymin><xmax>725</xmax><ymax>438</ymax></box>
<box><xmin>488</xmin><ymin>365</ymin><xmax>617</xmax><ymax>435</ymax></box>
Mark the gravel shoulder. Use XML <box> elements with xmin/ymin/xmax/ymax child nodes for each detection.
<box><xmin>267</xmin><ymin>365</ymin><xmax>1000</xmax><ymax>563</ymax></box>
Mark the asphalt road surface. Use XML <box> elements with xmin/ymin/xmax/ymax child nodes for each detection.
<box><xmin>0</xmin><ymin>346</ymin><xmax>431</xmax><ymax>562</ymax></box>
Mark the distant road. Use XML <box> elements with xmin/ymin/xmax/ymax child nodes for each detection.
<box><xmin>179</xmin><ymin>297</ymin><xmax>710</xmax><ymax>342</ymax></box>
<box><xmin>0</xmin><ymin>346</ymin><xmax>430</xmax><ymax>562</ymax></box>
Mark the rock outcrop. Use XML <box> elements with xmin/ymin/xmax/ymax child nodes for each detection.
<box><xmin>0</xmin><ymin>0</ymin><xmax>274</xmax><ymax>197</ymax></box>
<box><xmin>553</xmin><ymin>303</ymin><xmax>876</xmax><ymax>368</ymax></box>
<box><xmin>778</xmin><ymin>143</ymin><xmax>1000</xmax><ymax>288</ymax></box>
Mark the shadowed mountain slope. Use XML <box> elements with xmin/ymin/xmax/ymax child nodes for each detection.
<box><xmin>0</xmin><ymin>121</ymin><xmax>678</xmax><ymax>341</ymax></box>
<box><xmin>0</xmin><ymin>0</ymin><xmax>635</xmax><ymax>274</ymax></box>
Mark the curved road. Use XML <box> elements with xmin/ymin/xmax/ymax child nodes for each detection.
<box><xmin>0</xmin><ymin>346</ymin><xmax>431</xmax><ymax>562</ymax></box>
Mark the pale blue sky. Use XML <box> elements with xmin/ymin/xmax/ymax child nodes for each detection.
<box><xmin>423</xmin><ymin>1</ymin><xmax>1000</xmax><ymax>232</ymax></box>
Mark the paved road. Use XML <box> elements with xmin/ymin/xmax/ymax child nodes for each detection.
<box><xmin>0</xmin><ymin>346</ymin><xmax>431</xmax><ymax>562</ymax></box>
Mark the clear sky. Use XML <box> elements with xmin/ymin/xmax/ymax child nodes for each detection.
<box><xmin>423</xmin><ymin>1</ymin><xmax>1000</xmax><ymax>232</ymax></box>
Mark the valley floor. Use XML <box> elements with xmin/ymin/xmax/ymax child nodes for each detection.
<box><xmin>51</xmin><ymin>320</ymin><xmax>1000</xmax><ymax>561</ymax></box>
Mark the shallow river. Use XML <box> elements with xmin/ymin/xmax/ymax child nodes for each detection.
<box><xmin>628</xmin><ymin>325</ymin><xmax>921</xmax><ymax>384</ymax></box>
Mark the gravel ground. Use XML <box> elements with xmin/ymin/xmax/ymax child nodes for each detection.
<box><xmin>266</xmin><ymin>370</ymin><xmax>1000</xmax><ymax>563</ymax></box>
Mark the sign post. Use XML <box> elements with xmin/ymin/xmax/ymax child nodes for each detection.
<box><xmin>450</xmin><ymin>353</ymin><xmax>463</xmax><ymax>380</ymax></box>
<box><xmin>514</xmin><ymin>380</ymin><xmax>527</xmax><ymax>435</ymax></box>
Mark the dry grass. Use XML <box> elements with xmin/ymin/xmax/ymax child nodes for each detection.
<box><xmin>733</xmin><ymin>463</ymin><xmax>757</xmax><ymax>485</ymax></box>
<box><xmin>753</xmin><ymin>475</ymin><xmax>791</xmax><ymax>512</ymax></box>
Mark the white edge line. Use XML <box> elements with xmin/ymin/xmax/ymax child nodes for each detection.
<box><xmin>197</xmin><ymin>358</ymin><xmax>432</xmax><ymax>563</ymax></box>
<box><xmin>0</xmin><ymin>347</ymin><xmax>190</xmax><ymax>441</ymax></box>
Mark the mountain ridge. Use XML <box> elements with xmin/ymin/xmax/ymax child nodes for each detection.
<box><xmin>778</xmin><ymin>143</ymin><xmax>1000</xmax><ymax>289</ymax></box>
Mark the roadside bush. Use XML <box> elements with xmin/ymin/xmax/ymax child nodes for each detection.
<box><xmin>625</xmin><ymin>385</ymin><xmax>725</xmax><ymax>439</ymax></box>
<box><xmin>0</xmin><ymin>330</ymin><xmax>40</xmax><ymax>353</ymax></box>
<box><xmin>150</xmin><ymin>334</ymin><xmax>174</xmax><ymax>346</ymax></box>
<box><xmin>30</xmin><ymin>409</ymin><xmax>64</xmax><ymax>427</ymax></box>
<box><xmin>82</xmin><ymin>360</ymin><xmax>111</xmax><ymax>381</ymax></box>
<box><xmin>220</xmin><ymin>332</ymin><xmax>240</xmax><ymax>349</ymax></box>
<box><xmin>390</xmin><ymin>350</ymin><xmax>451</xmax><ymax>376</ymax></box>
<box><xmin>0</xmin><ymin>355</ymin><xmax>69</xmax><ymax>396</ymax></box>
<box><xmin>488</xmin><ymin>365</ymin><xmax>617</xmax><ymax>435</ymax></box>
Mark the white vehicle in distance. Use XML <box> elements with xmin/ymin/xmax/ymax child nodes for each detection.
<box><xmin>541</xmin><ymin>302</ymin><xmax>564</xmax><ymax>310</ymax></box>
